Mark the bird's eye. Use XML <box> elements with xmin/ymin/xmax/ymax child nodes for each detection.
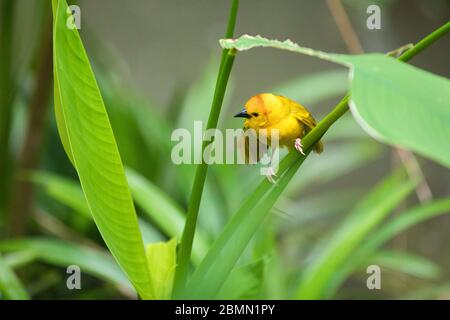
<box><xmin>251</xmin><ymin>112</ymin><xmax>259</xmax><ymax>117</ymax></box>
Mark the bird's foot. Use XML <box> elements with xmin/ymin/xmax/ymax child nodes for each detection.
<box><xmin>265</xmin><ymin>166</ymin><xmax>278</xmax><ymax>184</ymax></box>
<box><xmin>294</xmin><ymin>138</ymin><xmax>305</xmax><ymax>155</ymax></box>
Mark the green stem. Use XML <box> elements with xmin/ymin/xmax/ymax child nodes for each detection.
<box><xmin>186</xmin><ymin>21</ymin><xmax>450</xmax><ymax>292</ymax></box>
<box><xmin>398</xmin><ymin>21</ymin><xmax>450</xmax><ymax>62</ymax></box>
<box><xmin>174</xmin><ymin>0</ymin><xmax>239</xmax><ymax>292</ymax></box>
<box><xmin>218</xmin><ymin>0</ymin><xmax>239</xmax><ymax>74</ymax></box>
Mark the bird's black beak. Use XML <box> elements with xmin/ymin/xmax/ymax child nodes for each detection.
<box><xmin>234</xmin><ymin>108</ymin><xmax>250</xmax><ymax>119</ymax></box>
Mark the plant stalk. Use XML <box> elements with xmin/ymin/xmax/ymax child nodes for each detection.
<box><xmin>186</xmin><ymin>21</ymin><xmax>450</xmax><ymax>292</ymax></box>
<box><xmin>174</xmin><ymin>0</ymin><xmax>239</xmax><ymax>293</ymax></box>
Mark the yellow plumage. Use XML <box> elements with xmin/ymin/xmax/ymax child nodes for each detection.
<box><xmin>235</xmin><ymin>93</ymin><xmax>323</xmax><ymax>163</ymax></box>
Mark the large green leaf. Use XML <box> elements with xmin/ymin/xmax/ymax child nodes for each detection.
<box><xmin>52</xmin><ymin>0</ymin><xmax>152</xmax><ymax>298</ymax></box>
<box><xmin>0</xmin><ymin>253</ymin><xmax>29</xmax><ymax>300</ymax></box>
<box><xmin>0</xmin><ymin>238</ymin><xmax>133</xmax><ymax>297</ymax></box>
<box><xmin>220</xmin><ymin>34</ymin><xmax>450</xmax><ymax>168</ymax></box>
<box><xmin>343</xmin><ymin>54</ymin><xmax>450</xmax><ymax>168</ymax></box>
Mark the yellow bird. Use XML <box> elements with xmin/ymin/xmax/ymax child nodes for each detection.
<box><xmin>234</xmin><ymin>93</ymin><xmax>323</xmax><ymax>182</ymax></box>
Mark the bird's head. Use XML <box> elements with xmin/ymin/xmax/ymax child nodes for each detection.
<box><xmin>234</xmin><ymin>94</ymin><xmax>270</xmax><ymax>129</ymax></box>
<box><xmin>234</xmin><ymin>93</ymin><xmax>289</xmax><ymax>129</ymax></box>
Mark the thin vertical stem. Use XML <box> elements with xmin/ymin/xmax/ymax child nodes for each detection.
<box><xmin>174</xmin><ymin>0</ymin><xmax>239</xmax><ymax>293</ymax></box>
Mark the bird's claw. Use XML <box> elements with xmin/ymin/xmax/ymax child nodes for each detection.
<box><xmin>265</xmin><ymin>166</ymin><xmax>278</xmax><ymax>184</ymax></box>
<box><xmin>294</xmin><ymin>138</ymin><xmax>305</xmax><ymax>155</ymax></box>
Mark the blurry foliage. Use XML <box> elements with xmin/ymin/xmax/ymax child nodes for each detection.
<box><xmin>0</xmin><ymin>0</ymin><xmax>449</xmax><ymax>300</ymax></box>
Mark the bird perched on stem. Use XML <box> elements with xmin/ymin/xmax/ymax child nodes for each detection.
<box><xmin>235</xmin><ymin>93</ymin><xmax>323</xmax><ymax>183</ymax></box>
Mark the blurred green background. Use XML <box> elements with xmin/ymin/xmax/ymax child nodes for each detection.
<box><xmin>1</xmin><ymin>0</ymin><xmax>450</xmax><ymax>299</ymax></box>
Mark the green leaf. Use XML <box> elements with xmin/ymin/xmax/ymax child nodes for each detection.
<box><xmin>220</xmin><ymin>35</ymin><xmax>339</xmax><ymax>60</ymax></box>
<box><xmin>221</xmin><ymin>34</ymin><xmax>450</xmax><ymax>168</ymax></box>
<box><xmin>146</xmin><ymin>238</ymin><xmax>177</xmax><ymax>300</ymax></box>
<box><xmin>53</xmin><ymin>74</ymin><xmax>74</xmax><ymax>165</ymax></box>
<box><xmin>295</xmin><ymin>171</ymin><xmax>416</xmax><ymax>299</ymax></box>
<box><xmin>343</xmin><ymin>54</ymin><xmax>450</xmax><ymax>168</ymax></box>
<box><xmin>52</xmin><ymin>0</ymin><xmax>152</xmax><ymax>298</ymax></box>
<box><xmin>0</xmin><ymin>253</ymin><xmax>29</xmax><ymax>300</ymax></box>
<box><xmin>0</xmin><ymin>238</ymin><xmax>134</xmax><ymax>297</ymax></box>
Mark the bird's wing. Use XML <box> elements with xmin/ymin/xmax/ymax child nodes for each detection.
<box><xmin>292</xmin><ymin>107</ymin><xmax>324</xmax><ymax>153</ymax></box>
<box><xmin>292</xmin><ymin>108</ymin><xmax>317</xmax><ymax>130</ymax></box>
